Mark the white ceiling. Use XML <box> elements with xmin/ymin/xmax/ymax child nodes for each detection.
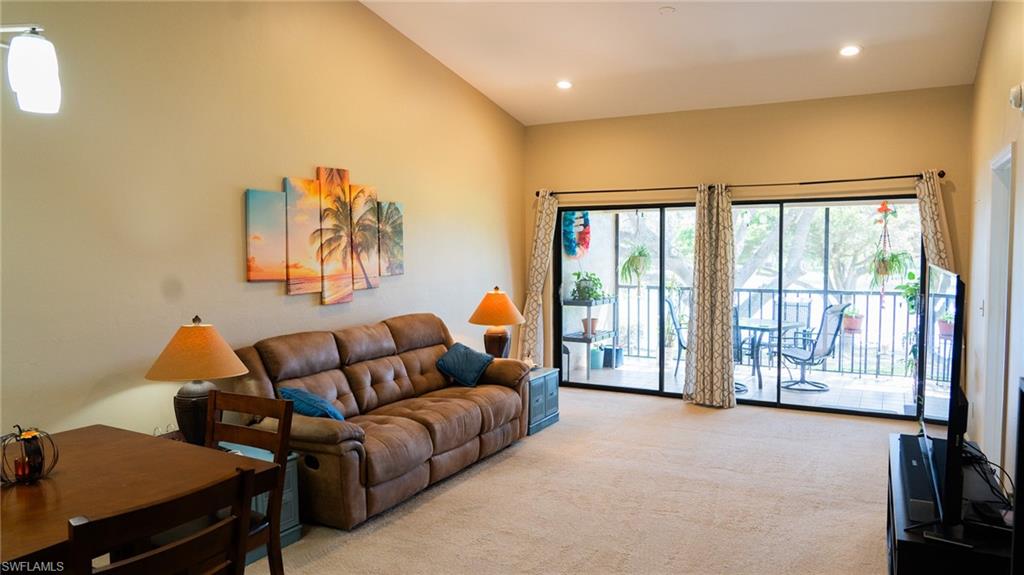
<box><xmin>365</xmin><ymin>1</ymin><xmax>992</xmax><ymax>126</ymax></box>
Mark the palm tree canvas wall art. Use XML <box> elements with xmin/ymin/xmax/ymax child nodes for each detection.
<box><xmin>315</xmin><ymin>167</ymin><xmax>355</xmax><ymax>304</ymax></box>
<box><xmin>284</xmin><ymin>177</ymin><xmax>323</xmax><ymax>295</ymax></box>
<box><xmin>378</xmin><ymin>201</ymin><xmax>404</xmax><ymax>276</ymax></box>
<box><xmin>350</xmin><ymin>184</ymin><xmax>381</xmax><ymax>289</ymax></box>
<box><xmin>245</xmin><ymin>189</ymin><xmax>287</xmax><ymax>281</ymax></box>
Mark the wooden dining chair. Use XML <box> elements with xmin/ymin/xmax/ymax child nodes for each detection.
<box><xmin>205</xmin><ymin>390</ymin><xmax>293</xmax><ymax>575</ymax></box>
<box><xmin>68</xmin><ymin>467</ymin><xmax>255</xmax><ymax>575</ymax></box>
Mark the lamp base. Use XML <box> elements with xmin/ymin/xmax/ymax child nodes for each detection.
<box><xmin>173</xmin><ymin>380</ymin><xmax>216</xmax><ymax>445</ymax></box>
<box><xmin>483</xmin><ymin>326</ymin><xmax>511</xmax><ymax>358</ymax></box>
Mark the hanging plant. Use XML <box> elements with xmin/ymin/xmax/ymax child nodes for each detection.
<box><xmin>869</xmin><ymin>201</ymin><xmax>913</xmax><ymax>297</ymax></box>
<box><xmin>562</xmin><ymin>211</ymin><xmax>591</xmax><ymax>259</ymax></box>
<box><xmin>619</xmin><ymin>245</ymin><xmax>652</xmax><ymax>287</ymax></box>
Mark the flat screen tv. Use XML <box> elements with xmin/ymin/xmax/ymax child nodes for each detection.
<box><xmin>918</xmin><ymin>263</ymin><xmax>968</xmax><ymax>528</ymax></box>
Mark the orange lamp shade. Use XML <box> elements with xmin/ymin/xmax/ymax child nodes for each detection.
<box><xmin>145</xmin><ymin>317</ymin><xmax>248</xmax><ymax>382</ymax></box>
<box><xmin>469</xmin><ymin>287</ymin><xmax>525</xmax><ymax>327</ymax></box>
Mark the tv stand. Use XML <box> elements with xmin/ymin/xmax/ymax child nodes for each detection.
<box><xmin>888</xmin><ymin>434</ymin><xmax>1011</xmax><ymax>573</ymax></box>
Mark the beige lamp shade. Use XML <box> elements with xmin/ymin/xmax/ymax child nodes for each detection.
<box><xmin>145</xmin><ymin>317</ymin><xmax>248</xmax><ymax>382</ymax></box>
<box><xmin>469</xmin><ymin>286</ymin><xmax>525</xmax><ymax>327</ymax></box>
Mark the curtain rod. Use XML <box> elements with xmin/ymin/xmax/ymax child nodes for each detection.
<box><xmin>536</xmin><ymin>170</ymin><xmax>944</xmax><ymax>197</ymax></box>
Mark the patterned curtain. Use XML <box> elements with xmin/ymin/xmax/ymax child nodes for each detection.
<box><xmin>916</xmin><ymin>169</ymin><xmax>956</xmax><ymax>273</ymax></box>
<box><xmin>518</xmin><ymin>190</ymin><xmax>559</xmax><ymax>366</ymax></box>
<box><xmin>683</xmin><ymin>184</ymin><xmax>736</xmax><ymax>408</ymax></box>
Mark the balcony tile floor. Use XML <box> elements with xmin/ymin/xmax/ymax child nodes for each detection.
<box><xmin>566</xmin><ymin>355</ymin><xmax>950</xmax><ymax>419</ymax></box>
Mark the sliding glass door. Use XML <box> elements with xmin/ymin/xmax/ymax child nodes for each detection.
<box><xmin>732</xmin><ymin>199</ymin><xmax>925</xmax><ymax>416</ymax></box>
<box><xmin>555</xmin><ymin>196</ymin><xmax>929</xmax><ymax>420</ymax></box>
<box><xmin>558</xmin><ymin>208</ymin><xmax>661</xmax><ymax>391</ymax></box>
<box><xmin>732</xmin><ymin>205</ymin><xmax>781</xmax><ymax>404</ymax></box>
<box><xmin>663</xmin><ymin>208</ymin><xmax>696</xmax><ymax>393</ymax></box>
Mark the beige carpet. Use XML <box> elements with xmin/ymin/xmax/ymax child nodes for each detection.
<box><xmin>249</xmin><ymin>388</ymin><xmax>916</xmax><ymax>575</ymax></box>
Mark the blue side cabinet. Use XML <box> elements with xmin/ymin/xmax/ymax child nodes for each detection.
<box><xmin>220</xmin><ymin>442</ymin><xmax>302</xmax><ymax>564</ymax></box>
<box><xmin>528</xmin><ymin>367</ymin><xmax>560</xmax><ymax>435</ymax></box>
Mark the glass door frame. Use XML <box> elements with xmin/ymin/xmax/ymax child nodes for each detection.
<box><xmin>554</xmin><ymin>203</ymin><xmax>681</xmax><ymax>397</ymax></box>
<box><xmin>552</xmin><ymin>194</ymin><xmax>926</xmax><ymax>422</ymax></box>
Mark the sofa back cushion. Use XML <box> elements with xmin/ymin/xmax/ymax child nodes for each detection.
<box><xmin>382</xmin><ymin>313</ymin><xmax>455</xmax><ymax>397</ymax></box>
<box><xmin>343</xmin><ymin>356</ymin><xmax>414</xmax><ymax>412</ymax></box>
<box><xmin>335</xmin><ymin>322</ymin><xmax>414</xmax><ymax>412</ymax></box>
<box><xmin>335</xmin><ymin>322</ymin><xmax>397</xmax><ymax>365</ymax></box>
<box><xmin>400</xmin><ymin>345</ymin><xmax>450</xmax><ymax>395</ymax></box>
<box><xmin>384</xmin><ymin>313</ymin><xmax>454</xmax><ymax>353</ymax></box>
<box><xmin>254</xmin><ymin>331</ymin><xmax>360</xmax><ymax>418</ymax></box>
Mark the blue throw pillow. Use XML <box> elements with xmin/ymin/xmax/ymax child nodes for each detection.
<box><xmin>436</xmin><ymin>343</ymin><xmax>494</xmax><ymax>387</ymax></box>
<box><xmin>278</xmin><ymin>387</ymin><xmax>345</xmax><ymax>421</ymax></box>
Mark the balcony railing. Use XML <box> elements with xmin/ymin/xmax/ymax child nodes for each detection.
<box><xmin>616</xmin><ymin>285</ymin><xmax>954</xmax><ymax>382</ymax></box>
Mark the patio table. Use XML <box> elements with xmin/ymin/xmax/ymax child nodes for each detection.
<box><xmin>735</xmin><ymin>318</ymin><xmax>803</xmax><ymax>390</ymax></box>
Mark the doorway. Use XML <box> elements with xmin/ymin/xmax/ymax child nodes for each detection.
<box><xmin>988</xmin><ymin>143</ymin><xmax>1017</xmax><ymax>468</ymax></box>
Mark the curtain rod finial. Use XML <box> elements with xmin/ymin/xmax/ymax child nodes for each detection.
<box><xmin>937</xmin><ymin>170</ymin><xmax>946</xmax><ymax>178</ymax></box>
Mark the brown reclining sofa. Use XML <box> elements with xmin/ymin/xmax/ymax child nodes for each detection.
<box><xmin>220</xmin><ymin>313</ymin><xmax>530</xmax><ymax>529</ymax></box>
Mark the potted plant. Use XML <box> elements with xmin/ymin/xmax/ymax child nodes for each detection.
<box><xmin>842</xmin><ymin>305</ymin><xmax>864</xmax><ymax>333</ymax></box>
<box><xmin>938</xmin><ymin>311</ymin><xmax>955</xmax><ymax>337</ymax></box>
<box><xmin>570</xmin><ymin>271</ymin><xmax>604</xmax><ymax>335</ymax></box>
<box><xmin>869</xmin><ymin>201</ymin><xmax>913</xmax><ymax>298</ymax></box>
<box><xmin>894</xmin><ymin>272</ymin><xmax>920</xmax><ymax>313</ymax></box>
<box><xmin>871</xmin><ymin>249</ymin><xmax>912</xmax><ymax>289</ymax></box>
<box><xmin>570</xmin><ymin>271</ymin><xmax>605</xmax><ymax>301</ymax></box>
<box><xmin>620</xmin><ymin>244</ymin><xmax>652</xmax><ymax>342</ymax></box>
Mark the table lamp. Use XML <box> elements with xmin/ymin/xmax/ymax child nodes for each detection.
<box><xmin>145</xmin><ymin>316</ymin><xmax>248</xmax><ymax>445</ymax></box>
<box><xmin>469</xmin><ymin>286</ymin><xmax>525</xmax><ymax>358</ymax></box>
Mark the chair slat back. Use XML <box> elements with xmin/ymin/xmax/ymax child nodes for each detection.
<box><xmin>68</xmin><ymin>467</ymin><xmax>254</xmax><ymax>575</ymax></box>
<box><xmin>205</xmin><ymin>390</ymin><xmax>293</xmax><ymax>468</ymax></box>
<box><xmin>665</xmin><ymin>298</ymin><xmax>686</xmax><ymax>348</ymax></box>
<box><xmin>812</xmin><ymin>303</ymin><xmax>851</xmax><ymax>359</ymax></box>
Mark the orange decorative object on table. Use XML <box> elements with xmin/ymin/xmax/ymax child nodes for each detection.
<box><xmin>1</xmin><ymin>425</ymin><xmax>59</xmax><ymax>485</ymax></box>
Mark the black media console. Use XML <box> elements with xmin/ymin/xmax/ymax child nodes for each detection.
<box><xmin>887</xmin><ymin>433</ymin><xmax>1012</xmax><ymax>574</ymax></box>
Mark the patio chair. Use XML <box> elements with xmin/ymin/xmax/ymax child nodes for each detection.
<box><xmin>779</xmin><ymin>302</ymin><xmax>850</xmax><ymax>392</ymax></box>
<box><xmin>730</xmin><ymin>307</ymin><xmax>758</xmax><ymax>394</ymax></box>
<box><xmin>665</xmin><ymin>297</ymin><xmax>687</xmax><ymax>377</ymax></box>
<box><xmin>667</xmin><ymin>299</ymin><xmax>746</xmax><ymax>394</ymax></box>
<box><xmin>768</xmin><ymin>300</ymin><xmax>812</xmax><ymax>366</ymax></box>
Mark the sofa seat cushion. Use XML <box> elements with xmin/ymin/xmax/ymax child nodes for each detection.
<box><xmin>371</xmin><ymin>397</ymin><xmax>482</xmax><ymax>454</ymax></box>
<box><xmin>346</xmin><ymin>414</ymin><xmax>432</xmax><ymax>485</ymax></box>
<box><xmin>425</xmin><ymin>385</ymin><xmax>522</xmax><ymax>433</ymax></box>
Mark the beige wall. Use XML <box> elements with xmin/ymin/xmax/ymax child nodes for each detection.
<box><xmin>0</xmin><ymin>2</ymin><xmax>526</xmax><ymax>434</ymax></box>
<box><xmin>525</xmin><ymin>86</ymin><xmax>974</xmax><ymax>365</ymax></box>
<box><xmin>968</xmin><ymin>0</ymin><xmax>1024</xmax><ymax>470</ymax></box>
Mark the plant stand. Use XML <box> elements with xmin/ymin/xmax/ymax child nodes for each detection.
<box><xmin>562</xmin><ymin>296</ymin><xmax>617</xmax><ymax>380</ymax></box>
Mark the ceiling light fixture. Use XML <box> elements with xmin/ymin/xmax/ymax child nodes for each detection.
<box><xmin>1</xmin><ymin>25</ymin><xmax>61</xmax><ymax>114</ymax></box>
<box><xmin>839</xmin><ymin>44</ymin><xmax>862</xmax><ymax>57</ymax></box>
<box><xmin>556</xmin><ymin>80</ymin><xmax>573</xmax><ymax>90</ymax></box>
<box><xmin>659</xmin><ymin>6</ymin><xmax>676</xmax><ymax>16</ymax></box>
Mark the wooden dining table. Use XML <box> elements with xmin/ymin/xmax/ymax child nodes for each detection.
<box><xmin>1</xmin><ymin>424</ymin><xmax>278</xmax><ymax>563</ymax></box>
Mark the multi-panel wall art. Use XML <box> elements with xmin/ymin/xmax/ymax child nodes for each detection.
<box><xmin>378</xmin><ymin>201</ymin><xmax>405</xmax><ymax>277</ymax></box>
<box><xmin>245</xmin><ymin>189</ymin><xmax>287</xmax><ymax>282</ymax></box>
<box><xmin>350</xmin><ymin>184</ymin><xmax>380</xmax><ymax>290</ymax></box>
<box><xmin>317</xmin><ymin>167</ymin><xmax>355</xmax><ymax>305</ymax></box>
<box><xmin>245</xmin><ymin>166</ymin><xmax>404</xmax><ymax>306</ymax></box>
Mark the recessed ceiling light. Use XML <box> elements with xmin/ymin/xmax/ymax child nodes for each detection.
<box><xmin>556</xmin><ymin>80</ymin><xmax>573</xmax><ymax>90</ymax></box>
<box><xmin>839</xmin><ymin>45</ymin><xmax>862</xmax><ymax>57</ymax></box>
<box><xmin>659</xmin><ymin>6</ymin><xmax>676</xmax><ymax>16</ymax></box>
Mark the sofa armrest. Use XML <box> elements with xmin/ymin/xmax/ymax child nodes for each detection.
<box><xmin>478</xmin><ymin>358</ymin><xmax>530</xmax><ymax>390</ymax></box>
<box><xmin>479</xmin><ymin>358</ymin><xmax>531</xmax><ymax>440</ymax></box>
<box><xmin>254</xmin><ymin>413</ymin><xmax>365</xmax><ymax>448</ymax></box>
